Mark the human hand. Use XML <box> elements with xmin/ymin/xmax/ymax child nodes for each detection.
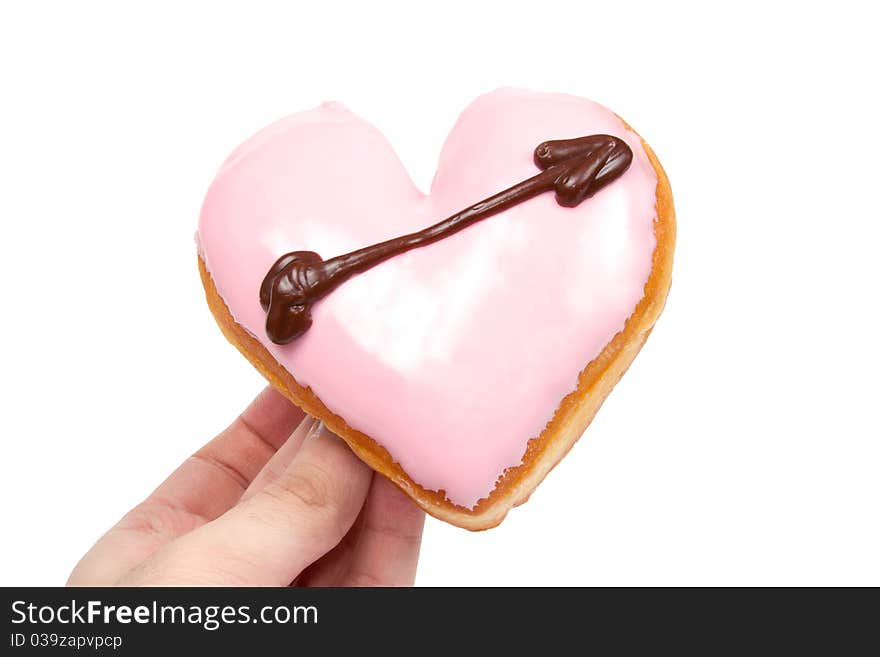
<box><xmin>68</xmin><ymin>387</ymin><xmax>425</xmax><ymax>586</ymax></box>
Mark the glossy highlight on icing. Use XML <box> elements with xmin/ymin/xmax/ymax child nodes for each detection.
<box><xmin>197</xmin><ymin>88</ymin><xmax>658</xmax><ymax>508</ymax></box>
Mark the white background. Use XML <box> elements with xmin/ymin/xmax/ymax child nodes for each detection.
<box><xmin>1</xmin><ymin>1</ymin><xmax>878</xmax><ymax>586</ymax></box>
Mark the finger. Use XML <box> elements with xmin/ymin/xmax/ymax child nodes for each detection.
<box><xmin>339</xmin><ymin>474</ymin><xmax>425</xmax><ymax>586</ymax></box>
<box><xmin>295</xmin><ymin>504</ymin><xmax>367</xmax><ymax>587</ymax></box>
<box><xmin>240</xmin><ymin>416</ymin><xmax>318</xmax><ymax>501</ymax></box>
<box><xmin>68</xmin><ymin>386</ymin><xmax>304</xmax><ymax>586</ymax></box>
<box><xmin>119</xmin><ymin>422</ymin><xmax>372</xmax><ymax>586</ymax></box>
<box><xmin>154</xmin><ymin>386</ymin><xmax>306</xmax><ymax>519</ymax></box>
<box><xmin>299</xmin><ymin>474</ymin><xmax>424</xmax><ymax>587</ymax></box>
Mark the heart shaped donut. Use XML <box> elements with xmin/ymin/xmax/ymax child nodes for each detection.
<box><xmin>197</xmin><ymin>88</ymin><xmax>675</xmax><ymax>530</ymax></box>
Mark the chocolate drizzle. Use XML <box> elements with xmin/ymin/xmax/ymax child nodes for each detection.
<box><xmin>260</xmin><ymin>135</ymin><xmax>633</xmax><ymax>344</ymax></box>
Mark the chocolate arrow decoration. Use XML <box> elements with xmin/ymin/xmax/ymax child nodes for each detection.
<box><xmin>260</xmin><ymin>134</ymin><xmax>633</xmax><ymax>344</ymax></box>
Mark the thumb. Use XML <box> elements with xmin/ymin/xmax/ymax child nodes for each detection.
<box><xmin>120</xmin><ymin>421</ymin><xmax>372</xmax><ymax>586</ymax></box>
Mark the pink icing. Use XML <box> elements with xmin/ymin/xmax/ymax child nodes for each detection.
<box><xmin>197</xmin><ymin>88</ymin><xmax>658</xmax><ymax>508</ymax></box>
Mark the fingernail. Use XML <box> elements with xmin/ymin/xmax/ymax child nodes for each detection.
<box><xmin>304</xmin><ymin>418</ymin><xmax>329</xmax><ymax>443</ymax></box>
